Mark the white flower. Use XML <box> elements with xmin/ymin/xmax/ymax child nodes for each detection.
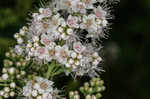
<box><xmin>2</xmin><ymin>68</ymin><xmax>7</xmax><ymax>73</ymax></box>
<box><xmin>46</xmin><ymin>46</ymin><xmax>56</xmax><ymax>62</ymax></box>
<box><xmin>77</xmin><ymin>54</ymin><xmax>82</xmax><ymax>59</ymax></box>
<box><xmin>32</xmin><ymin>90</ymin><xmax>38</xmax><ymax>97</ymax></box>
<box><xmin>4</xmin><ymin>87</ymin><xmax>10</xmax><ymax>92</ymax></box>
<box><xmin>39</xmin><ymin>8</ymin><xmax>52</xmax><ymax>18</ymax></box>
<box><xmin>31</xmin><ymin>20</ymin><xmax>51</xmax><ymax>35</ymax></box>
<box><xmin>34</xmin><ymin>77</ymin><xmax>53</xmax><ymax>94</ymax></box>
<box><xmin>71</xmin><ymin>51</ymin><xmax>77</xmax><ymax>58</ymax></box>
<box><xmin>0</xmin><ymin>90</ymin><xmax>4</xmax><ymax>96</ymax></box>
<box><xmin>60</xmin><ymin>33</ymin><xmax>69</xmax><ymax>40</ymax></box>
<box><xmin>65</xmin><ymin>63</ymin><xmax>71</xmax><ymax>68</ymax></box>
<box><xmin>8</xmin><ymin>67</ymin><xmax>15</xmax><ymax>75</ymax></box>
<box><xmin>75</xmin><ymin>60</ymin><xmax>80</xmax><ymax>66</ymax></box>
<box><xmin>32</xmin><ymin>13</ymin><xmax>42</xmax><ymax>21</ymax></box>
<box><xmin>67</xmin><ymin>15</ymin><xmax>79</xmax><ymax>28</ymax></box>
<box><xmin>94</xmin><ymin>6</ymin><xmax>107</xmax><ymax>19</ymax></box>
<box><xmin>23</xmin><ymin>86</ymin><xmax>32</xmax><ymax>97</ymax></box>
<box><xmin>23</xmin><ymin>81</ymin><xmax>32</xmax><ymax>97</ymax></box>
<box><xmin>80</xmin><ymin>14</ymin><xmax>98</xmax><ymax>33</ymax></box>
<box><xmin>73</xmin><ymin>42</ymin><xmax>85</xmax><ymax>53</ymax></box>
<box><xmin>10</xmin><ymin>91</ymin><xmax>15</xmax><ymax>97</ymax></box>
<box><xmin>10</xmin><ymin>82</ymin><xmax>16</xmax><ymax>88</ymax></box>
<box><xmin>32</xmin><ymin>36</ymin><xmax>39</xmax><ymax>42</ymax></box>
<box><xmin>58</xmin><ymin>0</ymin><xmax>72</xmax><ymax>10</ymax></box>
<box><xmin>37</xmin><ymin>96</ymin><xmax>42</xmax><ymax>99</ymax></box>
<box><xmin>58</xmin><ymin>27</ymin><xmax>64</xmax><ymax>33</ymax></box>
<box><xmin>71</xmin><ymin>0</ymin><xmax>86</xmax><ymax>13</ymax></box>
<box><xmin>4</xmin><ymin>93</ymin><xmax>9</xmax><ymax>98</ymax></box>
<box><xmin>35</xmin><ymin>47</ymin><xmax>49</xmax><ymax>59</ymax></box>
<box><xmin>55</xmin><ymin>45</ymin><xmax>70</xmax><ymax>64</ymax></box>
<box><xmin>68</xmin><ymin>58</ymin><xmax>74</xmax><ymax>64</ymax></box>
<box><xmin>82</xmin><ymin>0</ymin><xmax>96</xmax><ymax>9</ymax></box>
<box><xmin>17</xmin><ymin>38</ymin><xmax>23</xmax><ymax>44</ymax></box>
<box><xmin>42</xmin><ymin>93</ymin><xmax>53</xmax><ymax>99</ymax></box>
<box><xmin>15</xmin><ymin>45</ymin><xmax>23</xmax><ymax>55</ymax></box>
<box><xmin>40</xmin><ymin>34</ymin><xmax>53</xmax><ymax>46</ymax></box>
<box><xmin>49</xmin><ymin>14</ymin><xmax>61</xmax><ymax>32</ymax></box>
<box><xmin>2</xmin><ymin>73</ymin><xmax>9</xmax><ymax>80</ymax></box>
<box><xmin>67</xmin><ymin>28</ymin><xmax>74</xmax><ymax>35</ymax></box>
<box><xmin>92</xmin><ymin>60</ymin><xmax>99</xmax><ymax>66</ymax></box>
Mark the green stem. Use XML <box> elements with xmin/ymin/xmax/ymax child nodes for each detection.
<box><xmin>0</xmin><ymin>83</ymin><xmax>8</xmax><ymax>86</ymax></box>
<box><xmin>46</xmin><ymin>60</ymin><xmax>56</xmax><ymax>79</ymax></box>
<box><xmin>46</xmin><ymin>60</ymin><xmax>65</xmax><ymax>80</ymax></box>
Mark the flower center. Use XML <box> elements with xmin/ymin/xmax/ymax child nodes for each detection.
<box><xmin>43</xmin><ymin>23</ymin><xmax>49</xmax><ymax>29</ymax></box>
<box><xmin>49</xmin><ymin>49</ymin><xmax>55</xmax><ymax>56</ymax></box>
<box><xmin>84</xmin><ymin>0</ymin><xmax>90</xmax><ymax>4</ymax></box>
<box><xmin>86</xmin><ymin>19</ymin><xmax>92</xmax><ymax>27</ymax></box>
<box><xmin>61</xmin><ymin>50</ymin><xmax>67</xmax><ymax>58</ymax></box>
<box><xmin>40</xmin><ymin>82</ymin><xmax>48</xmax><ymax>90</ymax></box>
<box><xmin>65</xmin><ymin>1</ymin><xmax>71</xmax><ymax>7</ymax></box>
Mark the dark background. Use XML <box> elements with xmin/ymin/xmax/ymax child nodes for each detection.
<box><xmin>0</xmin><ymin>0</ymin><xmax>150</xmax><ymax>99</ymax></box>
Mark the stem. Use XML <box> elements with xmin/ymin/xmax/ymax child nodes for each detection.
<box><xmin>46</xmin><ymin>60</ymin><xmax>56</xmax><ymax>79</ymax></box>
<box><xmin>0</xmin><ymin>83</ymin><xmax>8</xmax><ymax>86</ymax></box>
<box><xmin>46</xmin><ymin>60</ymin><xmax>65</xmax><ymax>80</ymax></box>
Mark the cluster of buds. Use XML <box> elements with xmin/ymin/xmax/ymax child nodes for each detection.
<box><xmin>14</xmin><ymin>26</ymin><xmax>28</xmax><ymax>45</ymax></box>
<box><xmin>0</xmin><ymin>49</ymin><xmax>29</xmax><ymax>98</ymax></box>
<box><xmin>69</xmin><ymin>91</ymin><xmax>80</xmax><ymax>99</ymax></box>
<box><xmin>0</xmin><ymin>84</ymin><xmax>16</xmax><ymax>98</ymax></box>
<box><xmin>80</xmin><ymin>78</ymin><xmax>105</xmax><ymax>99</ymax></box>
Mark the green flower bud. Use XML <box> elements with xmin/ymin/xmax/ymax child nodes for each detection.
<box><xmin>96</xmin><ymin>93</ymin><xmax>102</xmax><ymax>98</ymax></box>
<box><xmin>101</xmin><ymin>86</ymin><xmax>106</xmax><ymax>91</ymax></box>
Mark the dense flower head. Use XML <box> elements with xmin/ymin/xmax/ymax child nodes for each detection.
<box><xmin>12</xmin><ymin>0</ymin><xmax>116</xmax><ymax>77</ymax></box>
<box><xmin>0</xmin><ymin>0</ymin><xmax>119</xmax><ymax>99</ymax></box>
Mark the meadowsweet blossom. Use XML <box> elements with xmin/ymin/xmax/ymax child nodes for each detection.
<box><xmin>67</xmin><ymin>15</ymin><xmax>79</xmax><ymax>28</ymax></box>
<box><xmin>22</xmin><ymin>77</ymin><xmax>59</xmax><ymax>99</ymax></box>
<box><xmin>0</xmin><ymin>0</ymin><xmax>118</xmax><ymax>98</ymax></box>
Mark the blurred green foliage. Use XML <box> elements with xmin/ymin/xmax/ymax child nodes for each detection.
<box><xmin>0</xmin><ymin>0</ymin><xmax>150</xmax><ymax>99</ymax></box>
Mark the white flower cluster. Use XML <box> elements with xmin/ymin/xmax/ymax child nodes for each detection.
<box><xmin>55</xmin><ymin>0</ymin><xmax>109</xmax><ymax>37</ymax></box>
<box><xmin>13</xmin><ymin>0</ymin><xmax>110</xmax><ymax>77</ymax></box>
<box><xmin>23</xmin><ymin>77</ymin><xmax>59</xmax><ymax>99</ymax></box>
<box><xmin>0</xmin><ymin>0</ymin><xmax>118</xmax><ymax>98</ymax></box>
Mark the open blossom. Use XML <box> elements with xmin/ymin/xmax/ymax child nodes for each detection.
<box><xmin>34</xmin><ymin>77</ymin><xmax>53</xmax><ymax>94</ymax></box>
<box><xmin>73</xmin><ymin>42</ymin><xmax>85</xmax><ymax>53</ymax></box>
<box><xmin>39</xmin><ymin>8</ymin><xmax>52</xmax><ymax>18</ymax></box>
<box><xmin>67</xmin><ymin>15</ymin><xmax>79</xmax><ymax>28</ymax></box>
<box><xmin>42</xmin><ymin>93</ymin><xmax>53</xmax><ymax>99</ymax></box>
<box><xmin>94</xmin><ymin>6</ymin><xmax>107</xmax><ymax>19</ymax></box>
<box><xmin>40</xmin><ymin>34</ymin><xmax>53</xmax><ymax>47</ymax></box>
<box><xmin>80</xmin><ymin>14</ymin><xmax>98</xmax><ymax>33</ymax></box>
<box><xmin>82</xmin><ymin>0</ymin><xmax>96</xmax><ymax>9</ymax></box>
<box><xmin>15</xmin><ymin>45</ymin><xmax>23</xmax><ymax>55</ymax></box>
<box><xmin>55</xmin><ymin>45</ymin><xmax>70</xmax><ymax>64</ymax></box>
<box><xmin>23</xmin><ymin>81</ymin><xmax>32</xmax><ymax>97</ymax></box>
<box><xmin>71</xmin><ymin>0</ymin><xmax>86</xmax><ymax>13</ymax></box>
<box><xmin>22</xmin><ymin>77</ymin><xmax>59</xmax><ymax>99</ymax></box>
<box><xmin>35</xmin><ymin>47</ymin><xmax>49</xmax><ymax>59</ymax></box>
